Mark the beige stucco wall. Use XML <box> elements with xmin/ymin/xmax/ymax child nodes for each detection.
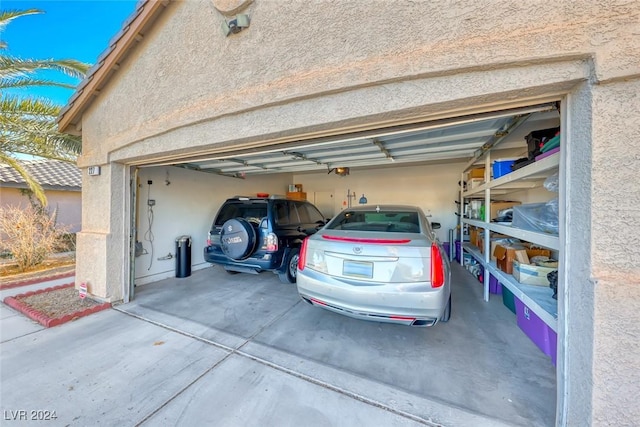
<box><xmin>0</xmin><ymin>187</ymin><xmax>81</xmax><ymax>233</ymax></box>
<box><xmin>78</xmin><ymin>0</ymin><xmax>638</xmax><ymax>168</ymax></box>
<box><xmin>73</xmin><ymin>0</ymin><xmax>640</xmax><ymax>425</ymax></box>
<box><xmin>589</xmin><ymin>80</ymin><xmax>640</xmax><ymax>425</ymax></box>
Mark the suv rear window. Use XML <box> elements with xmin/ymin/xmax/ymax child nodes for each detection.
<box><xmin>215</xmin><ymin>202</ymin><xmax>268</xmax><ymax>226</ymax></box>
<box><xmin>327</xmin><ymin>210</ymin><xmax>420</xmax><ymax>233</ymax></box>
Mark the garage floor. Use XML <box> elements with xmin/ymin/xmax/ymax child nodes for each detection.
<box><xmin>117</xmin><ymin>262</ymin><xmax>556</xmax><ymax>426</ymax></box>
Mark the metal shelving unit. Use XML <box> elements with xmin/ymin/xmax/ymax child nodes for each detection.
<box><xmin>463</xmin><ymin>219</ymin><xmax>560</xmax><ymax>251</ymax></box>
<box><xmin>463</xmin><ymin>243</ymin><xmax>558</xmax><ymax>331</ymax></box>
<box><xmin>458</xmin><ymin>150</ymin><xmax>560</xmax><ymax>328</ymax></box>
<box><xmin>462</xmin><ymin>152</ymin><xmax>560</xmax><ymax>198</ymax></box>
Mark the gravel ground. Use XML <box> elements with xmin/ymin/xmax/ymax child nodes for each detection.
<box><xmin>16</xmin><ymin>287</ymin><xmax>99</xmax><ymax>318</ymax></box>
<box><xmin>0</xmin><ymin>253</ymin><xmax>75</xmax><ymax>285</ymax></box>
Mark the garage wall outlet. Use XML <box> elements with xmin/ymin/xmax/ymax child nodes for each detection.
<box><xmin>147</xmin><ymin>180</ymin><xmax>152</xmax><ymax>185</ymax></box>
<box><xmin>148</xmin><ymin>199</ymin><xmax>156</xmax><ymax>206</ymax></box>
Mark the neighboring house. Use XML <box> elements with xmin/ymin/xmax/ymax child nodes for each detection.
<box><xmin>0</xmin><ymin>159</ymin><xmax>82</xmax><ymax>233</ymax></box>
<box><xmin>56</xmin><ymin>1</ymin><xmax>639</xmax><ymax>425</ymax></box>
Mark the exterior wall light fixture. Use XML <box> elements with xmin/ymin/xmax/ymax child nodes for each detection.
<box><xmin>222</xmin><ymin>14</ymin><xmax>250</xmax><ymax>36</ymax></box>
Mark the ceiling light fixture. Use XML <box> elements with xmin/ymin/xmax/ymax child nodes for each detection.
<box><xmin>327</xmin><ymin>167</ymin><xmax>349</xmax><ymax>176</ymax></box>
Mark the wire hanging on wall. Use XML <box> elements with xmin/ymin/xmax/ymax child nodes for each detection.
<box><xmin>144</xmin><ymin>183</ymin><xmax>155</xmax><ymax>271</ymax></box>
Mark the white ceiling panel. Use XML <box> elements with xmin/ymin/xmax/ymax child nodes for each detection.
<box><xmin>170</xmin><ymin>104</ymin><xmax>559</xmax><ymax>177</ymax></box>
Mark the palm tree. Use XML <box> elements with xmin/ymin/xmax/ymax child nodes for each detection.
<box><xmin>0</xmin><ymin>9</ymin><xmax>90</xmax><ymax>204</ymax></box>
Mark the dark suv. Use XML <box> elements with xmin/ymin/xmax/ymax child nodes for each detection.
<box><xmin>204</xmin><ymin>196</ymin><xmax>326</xmax><ymax>283</ymax></box>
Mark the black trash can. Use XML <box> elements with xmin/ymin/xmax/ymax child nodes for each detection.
<box><xmin>175</xmin><ymin>235</ymin><xmax>192</xmax><ymax>278</ymax></box>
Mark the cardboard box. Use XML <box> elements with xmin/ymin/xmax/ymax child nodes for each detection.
<box><xmin>493</xmin><ymin>244</ymin><xmax>551</xmax><ymax>275</ymax></box>
<box><xmin>469</xmin><ymin>178</ymin><xmax>484</xmax><ymax>189</ymax></box>
<box><xmin>512</xmin><ymin>260</ymin><xmax>557</xmax><ymax>286</ymax></box>
<box><xmin>469</xmin><ymin>227</ymin><xmax>481</xmax><ymax>247</ymax></box>
<box><xmin>489</xmin><ymin>240</ymin><xmax>502</xmax><ymax>261</ymax></box>
<box><xmin>286</xmin><ymin>191</ymin><xmax>307</xmax><ymax>200</ymax></box>
<box><xmin>479</xmin><ymin>234</ymin><xmax>510</xmax><ymax>259</ymax></box>
<box><xmin>489</xmin><ymin>201</ymin><xmax>521</xmax><ymax>221</ymax></box>
<box><xmin>468</xmin><ymin>168</ymin><xmax>485</xmax><ymax>179</ymax></box>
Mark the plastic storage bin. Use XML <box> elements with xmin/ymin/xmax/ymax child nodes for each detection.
<box><xmin>502</xmin><ymin>286</ymin><xmax>516</xmax><ymax>314</ymax></box>
<box><xmin>492</xmin><ymin>159</ymin><xmax>516</xmax><ymax>179</ymax></box>
<box><xmin>515</xmin><ymin>298</ymin><xmax>557</xmax><ymax>365</ymax></box>
<box><xmin>489</xmin><ymin>274</ymin><xmax>502</xmax><ymax>294</ymax></box>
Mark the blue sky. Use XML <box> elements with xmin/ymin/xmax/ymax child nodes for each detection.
<box><xmin>3</xmin><ymin>0</ymin><xmax>138</xmax><ymax>106</ymax></box>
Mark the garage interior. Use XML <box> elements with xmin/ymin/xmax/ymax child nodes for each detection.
<box><xmin>124</xmin><ymin>101</ymin><xmax>563</xmax><ymax>426</ymax></box>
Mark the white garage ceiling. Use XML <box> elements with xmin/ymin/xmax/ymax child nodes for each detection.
<box><xmin>170</xmin><ymin>103</ymin><xmax>559</xmax><ymax>178</ymax></box>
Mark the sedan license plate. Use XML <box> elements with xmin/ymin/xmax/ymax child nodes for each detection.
<box><xmin>343</xmin><ymin>260</ymin><xmax>373</xmax><ymax>278</ymax></box>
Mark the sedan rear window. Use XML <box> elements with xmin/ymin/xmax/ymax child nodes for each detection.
<box><xmin>327</xmin><ymin>210</ymin><xmax>420</xmax><ymax>233</ymax></box>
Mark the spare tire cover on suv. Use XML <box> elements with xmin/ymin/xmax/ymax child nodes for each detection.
<box><xmin>220</xmin><ymin>218</ymin><xmax>258</xmax><ymax>260</ymax></box>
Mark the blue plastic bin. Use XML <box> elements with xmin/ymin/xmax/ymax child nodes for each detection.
<box><xmin>493</xmin><ymin>160</ymin><xmax>516</xmax><ymax>179</ymax></box>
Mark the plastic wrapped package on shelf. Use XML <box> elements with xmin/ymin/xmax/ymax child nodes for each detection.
<box><xmin>511</xmin><ymin>202</ymin><xmax>559</xmax><ymax>235</ymax></box>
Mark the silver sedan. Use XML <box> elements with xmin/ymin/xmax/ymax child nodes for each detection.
<box><xmin>296</xmin><ymin>205</ymin><xmax>451</xmax><ymax>327</ymax></box>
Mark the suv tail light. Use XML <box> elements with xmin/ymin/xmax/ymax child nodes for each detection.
<box><xmin>431</xmin><ymin>243</ymin><xmax>444</xmax><ymax>288</ymax></box>
<box><xmin>298</xmin><ymin>237</ymin><xmax>308</xmax><ymax>271</ymax></box>
<box><xmin>263</xmin><ymin>232</ymin><xmax>278</xmax><ymax>252</ymax></box>
<box><xmin>207</xmin><ymin>231</ymin><xmax>212</xmax><ymax>246</ymax></box>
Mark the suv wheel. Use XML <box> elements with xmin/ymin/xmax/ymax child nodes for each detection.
<box><xmin>220</xmin><ymin>218</ymin><xmax>257</xmax><ymax>260</ymax></box>
<box><xmin>278</xmin><ymin>248</ymin><xmax>300</xmax><ymax>284</ymax></box>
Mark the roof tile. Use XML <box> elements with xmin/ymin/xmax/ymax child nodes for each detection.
<box><xmin>0</xmin><ymin>160</ymin><xmax>81</xmax><ymax>191</ymax></box>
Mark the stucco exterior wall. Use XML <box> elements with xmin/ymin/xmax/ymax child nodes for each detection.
<box><xmin>76</xmin><ymin>163</ymin><xmax>127</xmax><ymax>301</ymax></box>
<box><xmin>77</xmin><ymin>0</ymin><xmax>638</xmax><ymax>166</ymax></box>
<box><xmin>589</xmin><ymin>79</ymin><xmax>640</xmax><ymax>425</ymax></box>
<box><xmin>0</xmin><ymin>188</ymin><xmax>81</xmax><ymax>233</ymax></box>
<box><xmin>73</xmin><ymin>0</ymin><xmax>640</xmax><ymax>425</ymax></box>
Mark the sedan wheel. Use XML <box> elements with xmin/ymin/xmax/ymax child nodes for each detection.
<box><xmin>440</xmin><ymin>295</ymin><xmax>452</xmax><ymax>322</ymax></box>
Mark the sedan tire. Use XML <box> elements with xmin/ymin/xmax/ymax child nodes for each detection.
<box><xmin>440</xmin><ymin>295</ymin><xmax>452</xmax><ymax>322</ymax></box>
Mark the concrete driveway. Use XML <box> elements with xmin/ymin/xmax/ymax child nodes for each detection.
<box><xmin>0</xmin><ymin>263</ymin><xmax>555</xmax><ymax>426</ymax></box>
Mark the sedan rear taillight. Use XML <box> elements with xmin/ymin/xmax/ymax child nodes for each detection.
<box><xmin>298</xmin><ymin>237</ymin><xmax>309</xmax><ymax>271</ymax></box>
<box><xmin>431</xmin><ymin>243</ymin><xmax>444</xmax><ymax>288</ymax></box>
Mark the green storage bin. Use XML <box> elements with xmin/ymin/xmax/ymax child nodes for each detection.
<box><xmin>502</xmin><ymin>286</ymin><xmax>517</xmax><ymax>314</ymax></box>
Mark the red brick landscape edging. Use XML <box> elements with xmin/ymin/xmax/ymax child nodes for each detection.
<box><xmin>3</xmin><ymin>283</ymin><xmax>111</xmax><ymax>328</ymax></box>
<box><xmin>0</xmin><ymin>270</ymin><xmax>76</xmax><ymax>290</ymax></box>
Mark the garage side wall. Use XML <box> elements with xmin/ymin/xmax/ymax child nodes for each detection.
<box><xmin>133</xmin><ymin>167</ymin><xmax>291</xmax><ymax>285</ymax></box>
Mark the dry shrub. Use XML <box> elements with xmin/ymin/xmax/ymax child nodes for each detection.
<box><xmin>0</xmin><ymin>205</ymin><xmax>70</xmax><ymax>272</ymax></box>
